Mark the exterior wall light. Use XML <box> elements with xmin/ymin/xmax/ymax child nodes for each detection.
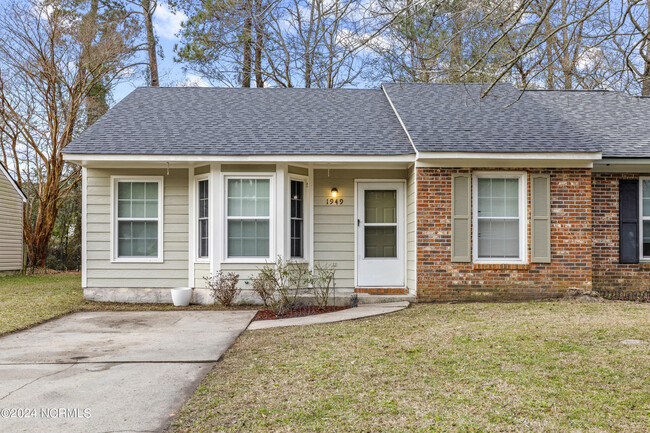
<box><xmin>331</xmin><ymin>187</ymin><xmax>338</xmax><ymax>198</ymax></box>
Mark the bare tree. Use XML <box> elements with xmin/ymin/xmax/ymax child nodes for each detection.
<box><xmin>0</xmin><ymin>0</ymin><xmax>140</xmax><ymax>268</ymax></box>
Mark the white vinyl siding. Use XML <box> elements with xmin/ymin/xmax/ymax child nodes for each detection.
<box><xmin>313</xmin><ymin>169</ymin><xmax>408</xmax><ymax>289</ymax></box>
<box><xmin>0</xmin><ymin>170</ymin><xmax>23</xmax><ymax>271</ymax></box>
<box><xmin>86</xmin><ymin>168</ymin><xmax>188</xmax><ymax>288</ymax></box>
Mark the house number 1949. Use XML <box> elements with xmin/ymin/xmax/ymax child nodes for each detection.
<box><xmin>326</xmin><ymin>198</ymin><xmax>343</xmax><ymax>205</ymax></box>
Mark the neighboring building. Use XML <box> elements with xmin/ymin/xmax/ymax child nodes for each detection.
<box><xmin>0</xmin><ymin>163</ymin><xmax>26</xmax><ymax>274</ymax></box>
<box><xmin>62</xmin><ymin>84</ymin><xmax>650</xmax><ymax>303</ymax></box>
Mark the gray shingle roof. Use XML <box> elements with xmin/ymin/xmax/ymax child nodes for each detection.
<box><xmin>64</xmin><ymin>87</ymin><xmax>414</xmax><ymax>155</ymax></box>
<box><xmin>382</xmin><ymin>82</ymin><xmax>650</xmax><ymax>157</ymax></box>
<box><xmin>65</xmin><ymin>83</ymin><xmax>650</xmax><ymax>158</ymax></box>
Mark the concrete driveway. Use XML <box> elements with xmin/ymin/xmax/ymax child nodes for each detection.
<box><xmin>0</xmin><ymin>310</ymin><xmax>256</xmax><ymax>433</ymax></box>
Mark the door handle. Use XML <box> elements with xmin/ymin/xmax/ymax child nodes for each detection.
<box><xmin>357</xmin><ymin>219</ymin><xmax>361</xmax><ymax>227</ymax></box>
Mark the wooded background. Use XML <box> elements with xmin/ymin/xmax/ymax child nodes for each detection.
<box><xmin>0</xmin><ymin>0</ymin><xmax>648</xmax><ymax>271</ymax></box>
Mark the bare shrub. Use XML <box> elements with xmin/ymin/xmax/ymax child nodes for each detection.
<box><xmin>255</xmin><ymin>256</ymin><xmax>312</xmax><ymax>316</ymax></box>
<box><xmin>312</xmin><ymin>263</ymin><xmax>336</xmax><ymax>309</ymax></box>
<box><xmin>204</xmin><ymin>271</ymin><xmax>240</xmax><ymax>307</ymax></box>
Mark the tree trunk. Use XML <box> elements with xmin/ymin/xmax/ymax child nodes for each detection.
<box><xmin>254</xmin><ymin>0</ymin><xmax>264</xmax><ymax>87</ymax></box>
<box><xmin>449</xmin><ymin>10</ymin><xmax>463</xmax><ymax>82</ymax></box>
<box><xmin>242</xmin><ymin>0</ymin><xmax>252</xmax><ymax>87</ymax></box>
<box><xmin>81</xmin><ymin>0</ymin><xmax>106</xmax><ymax>127</ymax></box>
<box><xmin>143</xmin><ymin>0</ymin><xmax>159</xmax><ymax>87</ymax></box>
<box><xmin>641</xmin><ymin>0</ymin><xmax>650</xmax><ymax>96</ymax></box>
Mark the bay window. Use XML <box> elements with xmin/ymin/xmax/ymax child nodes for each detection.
<box><xmin>113</xmin><ymin>178</ymin><xmax>162</xmax><ymax>261</ymax></box>
<box><xmin>226</xmin><ymin>177</ymin><xmax>271</xmax><ymax>258</ymax></box>
<box><xmin>473</xmin><ymin>173</ymin><xmax>526</xmax><ymax>263</ymax></box>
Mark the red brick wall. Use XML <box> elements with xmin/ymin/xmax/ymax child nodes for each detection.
<box><xmin>417</xmin><ymin>168</ymin><xmax>592</xmax><ymax>302</ymax></box>
<box><xmin>592</xmin><ymin>173</ymin><xmax>650</xmax><ymax>293</ymax></box>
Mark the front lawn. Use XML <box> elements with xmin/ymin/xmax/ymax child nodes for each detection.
<box><xmin>0</xmin><ymin>273</ymin><xmax>247</xmax><ymax>336</ymax></box>
<box><xmin>171</xmin><ymin>301</ymin><xmax>650</xmax><ymax>432</ymax></box>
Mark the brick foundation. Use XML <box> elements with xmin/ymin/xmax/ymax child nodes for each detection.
<box><xmin>416</xmin><ymin>168</ymin><xmax>593</xmax><ymax>302</ymax></box>
<box><xmin>354</xmin><ymin>287</ymin><xmax>409</xmax><ymax>295</ymax></box>
<box><xmin>592</xmin><ymin>173</ymin><xmax>650</xmax><ymax>293</ymax></box>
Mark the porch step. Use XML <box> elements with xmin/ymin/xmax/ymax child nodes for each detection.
<box><xmin>355</xmin><ymin>293</ymin><xmax>417</xmax><ymax>304</ymax></box>
<box><xmin>294</xmin><ymin>289</ymin><xmax>415</xmax><ymax>307</ymax></box>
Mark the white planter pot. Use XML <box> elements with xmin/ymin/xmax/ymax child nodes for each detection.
<box><xmin>171</xmin><ymin>287</ymin><xmax>192</xmax><ymax>307</ymax></box>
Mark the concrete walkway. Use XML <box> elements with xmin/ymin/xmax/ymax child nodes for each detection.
<box><xmin>0</xmin><ymin>311</ymin><xmax>255</xmax><ymax>433</ymax></box>
<box><xmin>248</xmin><ymin>301</ymin><xmax>409</xmax><ymax>330</ymax></box>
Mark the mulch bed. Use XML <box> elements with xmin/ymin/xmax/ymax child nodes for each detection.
<box><xmin>253</xmin><ymin>305</ymin><xmax>350</xmax><ymax>321</ymax></box>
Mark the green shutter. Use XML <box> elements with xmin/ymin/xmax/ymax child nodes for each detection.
<box><xmin>531</xmin><ymin>174</ymin><xmax>551</xmax><ymax>263</ymax></box>
<box><xmin>451</xmin><ymin>174</ymin><xmax>471</xmax><ymax>262</ymax></box>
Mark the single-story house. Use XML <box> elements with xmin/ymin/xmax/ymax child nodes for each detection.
<box><xmin>62</xmin><ymin>83</ymin><xmax>650</xmax><ymax>303</ymax></box>
<box><xmin>0</xmin><ymin>162</ymin><xmax>27</xmax><ymax>274</ymax></box>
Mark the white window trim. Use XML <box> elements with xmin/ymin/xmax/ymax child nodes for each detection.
<box><xmin>110</xmin><ymin>176</ymin><xmax>164</xmax><ymax>263</ymax></box>
<box><xmin>222</xmin><ymin>173</ymin><xmax>275</xmax><ymax>264</ymax></box>
<box><xmin>639</xmin><ymin>177</ymin><xmax>650</xmax><ymax>261</ymax></box>
<box><xmin>195</xmin><ymin>174</ymin><xmax>210</xmax><ymax>263</ymax></box>
<box><xmin>472</xmin><ymin>172</ymin><xmax>528</xmax><ymax>264</ymax></box>
<box><xmin>288</xmin><ymin>174</ymin><xmax>309</xmax><ymax>262</ymax></box>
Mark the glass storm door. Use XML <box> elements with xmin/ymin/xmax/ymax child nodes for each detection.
<box><xmin>356</xmin><ymin>182</ymin><xmax>405</xmax><ymax>287</ymax></box>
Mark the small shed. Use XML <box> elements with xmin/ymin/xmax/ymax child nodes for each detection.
<box><xmin>0</xmin><ymin>163</ymin><xmax>26</xmax><ymax>273</ymax></box>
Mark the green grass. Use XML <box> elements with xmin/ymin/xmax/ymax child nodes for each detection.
<box><xmin>171</xmin><ymin>302</ymin><xmax>650</xmax><ymax>433</ymax></box>
<box><xmin>0</xmin><ymin>272</ymin><xmax>251</xmax><ymax>336</ymax></box>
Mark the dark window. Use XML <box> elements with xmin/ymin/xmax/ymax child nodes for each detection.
<box><xmin>198</xmin><ymin>180</ymin><xmax>209</xmax><ymax>258</ymax></box>
<box><xmin>290</xmin><ymin>180</ymin><xmax>304</xmax><ymax>258</ymax></box>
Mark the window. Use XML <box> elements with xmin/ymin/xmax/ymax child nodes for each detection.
<box><xmin>226</xmin><ymin>178</ymin><xmax>271</xmax><ymax>258</ymax></box>
<box><xmin>641</xmin><ymin>179</ymin><xmax>650</xmax><ymax>259</ymax></box>
<box><xmin>114</xmin><ymin>179</ymin><xmax>162</xmax><ymax>260</ymax></box>
<box><xmin>198</xmin><ymin>179</ymin><xmax>209</xmax><ymax>259</ymax></box>
<box><xmin>290</xmin><ymin>180</ymin><xmax>304</xmax><ymax>258</ymax></box>
<box><xmin>473</xmin><ymin>173</ymin><xmax>526</xmax><ymax>263</ymax></box>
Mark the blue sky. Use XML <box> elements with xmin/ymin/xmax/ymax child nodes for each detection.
<box><xmin>112</xmin><ymin>2</ymin><xmax>208</xmax><ymax>104</ymax></box>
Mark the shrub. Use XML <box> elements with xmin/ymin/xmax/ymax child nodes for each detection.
<box><xmin>312</xmin><ymin>263</ymin><xmax>336</xmax><ymax>309</ymax></box>
<box><xmin>255</xmin><ymin>256</ymin><xmax>312</xmax><ymax>316</ymax></box>
<box><xmin>204</xmin><ymin>271</ymin><xmax>240</xmax><ymax>307</ymax></box>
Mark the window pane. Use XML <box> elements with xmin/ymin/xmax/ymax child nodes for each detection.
<box><xmin>145</xmin><ymin>201</ymin><xmax>158</xmax><ymax>219</ymax></box>
<box><xmin>643</xmin><ymin>180</ymin><xmax>650</xmax><ymax>217</ymax></box>
<box><xmin>365</xmin><ymin>226</ymin><xmax>397</xmax><ymax>258</ymax></box>
<box><xmin>227</xmin><ymin>179</ymin><xmax>269</xmax><ymax>217</ymax></box>
<box><xmin>644</xmin><ymin>221</ymin><xmax>650</xmax><ymax>257</ymax></box>
<box><xmin>228</xmin><ymin>219</ymin><xmax>269</xmax><ymax>257</ymax></box>
<box><xmin>117</xmin><ymin>221</ymin><xmax>158</xmax><ymax>257</ymax></box>
<box><xmin>477</xmin><ymin>178</ymin><xmax>519</xmax><ymax>218</ymax></box>
<box><xmin>131</xmin><ymin>200</ymin><xmax>145</xmax><ymax>218</ymax></box>
<box><xmin>198</xmin><ymin>180</ymin><xmax>208</xmax><ymax>200</ymax></box>
<box><xmin>118</xmin><ymin>200</ymin><xmax>131</xmax><ymax>218</ymax></box>
<box><xmin>199</xmin><ymin>219</ymin><xmax>208</xmax><ymax>258</ymax></box>
<box><xmin>291</xmin><ymin>219</ymin><xmax>303</xmax><ymax>258</ymax></box>
<box><xmin>365</xmin><ymin>190</ymin><xmax>396</xmax><ymax>224</ymax></box>
<box><xmin>132</xmin><ymin>182</ymin><xmax>145</xmax><ymax>199</ymax></box>
<box><xmin>477</xmin><ymin>219</ymin><xmax>519</xmax><ymax>259</ymax></box>
<box><xmin>145</xmin><ymin>182</ymin><xmax>158</xmax><ymax>200</ymax></box>
<box><xmin>118</xmin><ymin>182</ymin><xmax>131</xmax><ymax>200</ymax></box>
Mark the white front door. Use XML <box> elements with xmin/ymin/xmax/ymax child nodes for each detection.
<box><xmin>356</xmin><ymin>182</ymin><xmax>406</xmax><ymax>287</ymax></box>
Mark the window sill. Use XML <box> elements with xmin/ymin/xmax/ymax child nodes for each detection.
<box><xmin>111</xmin><ymin>257</ymin><xmax>164</xmax><ymax>264</ymax></box>
<box><xmin>194</xmin><ymin>259</ymin><xmax>209</xmax><ymax>264</ymax></box>
<box><xmin>473</xmin><ymin>262</ymin><xmax>529</xmax><ymax>270</ymax></box>
<box><xmin>222</xmin><ymin>258</ymin><xmax>273</xmax><ymax>265</ymax></box>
